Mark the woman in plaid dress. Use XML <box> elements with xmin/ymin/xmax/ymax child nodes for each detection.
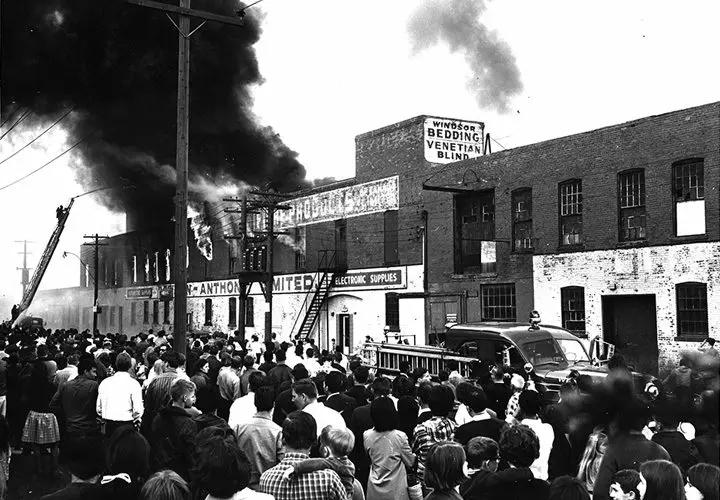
<box><xmin>21</xmin><ymin>357</ymin><xmax>61</xmax><ymax>477</ymax></box>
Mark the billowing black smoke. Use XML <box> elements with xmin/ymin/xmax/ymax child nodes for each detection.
<box><xmin>2</xmin><ymin>0</ymin><xmax>308</xmax><ymax>221</ymax></box>
<box><xmin>408</xmin><ymin>0</ymin><xmax>523</xmax><ymax>114</ymax></box>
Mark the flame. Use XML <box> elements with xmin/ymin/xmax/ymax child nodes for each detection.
<box><xmin>189</xmin><ymin>204</ymin><xmax>213</xmax><ymax>261</ymax></box>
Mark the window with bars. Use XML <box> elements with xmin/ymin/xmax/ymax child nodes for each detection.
<box><xmin>481</xmin><ymin>284</ymin><xmax>516</xmax><ymax>321</ymax></box>
<box><xmin>559</xmin><ymin>180</ymin><xmax>583</xmax><ymax>246</ymax></box>
<box><xmin>561</xmin><ymin>286</ymin><xmax>586</xmax><ymax>335</ymax></box>
<box><xmin>673</xmin><ymin>159</ymin><xmax>705</xmax><ymax>236</ymax></box>
<box><xmin>618</xmin><ymin>170</ymin><xmax>646</xmax><ymax>241</ymax></box>
<box><xmin>229</xmin><ymin>297</ymin><xmax>237</xmax><ymax>327</ymax></box>
<box><xmin>512</xmin><ymin>188</ymin><xmax>533</xmax><ymax>251</ymax></box>
<box><xmin>385</xmin><ymin>293</ymin><xmax>400</xmax><ymax>330</ymax></box>
<box><xmin>204</xmin><ymin>298</ymin><xmax>213</xmax><ymax>326</ymax></box>
<box><xmin>456</xmin><ymin>190</ymin><xmax>496</xmax><ymax>273</ymax></box>
<box><xmin>676</xmin><ymin>282</ymin><xmax>708</xmax><ymax>337</ymax></box>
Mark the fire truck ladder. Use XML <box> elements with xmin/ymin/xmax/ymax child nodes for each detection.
<box><xmin>12</xmin><ymin>198</ymin><xmax>75</xmax><ymax>326</ymax></box>
<box><xmin>294</xmin><ymin>271</ymin><xmax>334</xmax><ymax>343</ymax></box>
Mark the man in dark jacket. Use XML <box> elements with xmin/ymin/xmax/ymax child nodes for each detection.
<box><xmin>49</xmin><ymin>354</ymin><xmax>100</xmax><ymax>440</ymax></box>
<box><xmin>151</xmin><ymin>378</ymin><xmax>198</xmax><ymax>480</ymax></box>
<box><xmin>346</xmin><ymin>365</ymin><xmax>372</xmax><ymax>407</ymax></box>
<box><xmin>267</xmin><ymin>350</ymin><xmax>293</xmax><ymax>391</ymax></box>
<box><xmin>491</xmin><ymin>425</ymin><xmax>550</xmax><ymax>500</ymax></box>
<box><xmin>323</xmin><ymin>371</ymin><xmax>356</xmax><ymax>426</ymax></box>
<box><xmin>651</xmin><ymin>411</ymin><xmax>701</xmax><ymax>474</ymax></box>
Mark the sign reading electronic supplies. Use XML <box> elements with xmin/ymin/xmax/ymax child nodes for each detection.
<box><xmin>424</xmin><ymin>118</ymin><xmax>484</xmax><ymax>164</ymax></box>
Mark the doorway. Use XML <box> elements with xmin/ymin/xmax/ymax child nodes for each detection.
<box><xmin>602</xmin><ymin>294</ymin><xmax>658</xmax><ymax>375</ymax></box>
<box><xmin>337</xmin><ymin>313</ymin><xmax>352</xmax><ymax>354</ymax></box>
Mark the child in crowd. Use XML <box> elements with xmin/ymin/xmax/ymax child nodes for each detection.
<box><xmin>282</xmin><ymin>425</ymin><xmax>356</xmax><ymax>498</ymax></box>
<box><xmin>609</xmin><ymin>469</ymin><xmax>642</xmax><ymax>500</ymax></box>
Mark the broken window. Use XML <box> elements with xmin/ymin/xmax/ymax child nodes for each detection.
<box><xmin>481</xmin><ymin>284</ymin><xmax>516</xmax><ymax>321</ymax></box>
<box><xmin>676</xmin><ymin>282</ymin><xmax>708</xmax><ymax>336</ymax></box>
<box><xmin>559</xmin><ymin>179</ymin><xmax>583</xmax><ymax>246</ymax></box>
<box><xmin>295</xmin><ymin>226</ymin><xmax>307</xmax><ymax>271</ymax></box>
<box><xmin>673</xmin><ymin>159</ymin><xmax>705</xmax><ymax>236</ymax></box>
<box><xmin>512</xmin><ymin>188</ymin><xmax>533</xmax><ymax>251</ymax></box>
<box><xmin>618</xmin><ymin>169</ymin><xmax>646</xmax><ymax>242</ymax></box>
<box><xmin>456</xmin><ymin>189</ymin><xmax>496</xmax><ymax>273</ymax></box>
<box><xmin>561</xmin><ymin>286</ymin><xmax>586</xmax><ymax>335</ymax></box>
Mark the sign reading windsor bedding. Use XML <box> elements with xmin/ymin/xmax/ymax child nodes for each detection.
<box><xmin>424</xmin><ymin>117</ymin><xmax>484</xmax><ymax>163</ymax></box>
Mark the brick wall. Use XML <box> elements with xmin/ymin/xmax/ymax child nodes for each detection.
<box><xmin>533</xmin><ymin>242</ymin><xmax>720</xmax><ymax>375</ymax></box>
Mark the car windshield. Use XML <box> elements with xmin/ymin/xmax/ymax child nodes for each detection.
<box><xmin>556</xmin><ymin>339</ymin><xmax>591</xmax><ymax>363</ymax></box>
<box><xmin>520</xmin><ymin>339</ymin><xmax>567</xmax><ymax>367</ymax></box>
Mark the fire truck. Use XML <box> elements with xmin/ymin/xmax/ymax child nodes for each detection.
<box><xmin>360</xmin><ymin>315</ymin><xmax>652</xmax><ymax>403</ymax></box>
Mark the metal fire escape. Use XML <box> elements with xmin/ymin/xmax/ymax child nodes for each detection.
<box><xmin>11</xmin><ymin>198</ymin><xmax>75</xmax><ymax>326</ymax></box>
<box><xmin>292</xmin><ymin>249</ymin><xmax>346</xmax><ymax>343</ymax></box>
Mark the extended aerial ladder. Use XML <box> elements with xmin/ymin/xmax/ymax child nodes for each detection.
<box><xmin>10</xmin><ymin>198</ymin><xmax>75</xmax><ymax>327</ymax></box>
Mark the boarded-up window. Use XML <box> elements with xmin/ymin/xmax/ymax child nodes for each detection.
<box><xmin>673</xmin><ymin>159</ymin><xmax>705</xmax><ymax>236</ymax></box>
<box><xmin>384</xmin><ymin>210</ymin><xmax>399</xmax><ymax>265</ymax></box>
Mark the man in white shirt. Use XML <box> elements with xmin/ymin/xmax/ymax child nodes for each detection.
<box><xmin>518</xmin><ymin>390</ymin><xmax>554</xmax><ymax>481</ymax></box>
<box><xmin>97</xmin><ymin>352</ymin><xmax>144</xmax><ymax>437</ymax></box>
<box><xmin>229</xmin><ymin>371</ymin><xmax>266</xmax><ymax>430</ymax></box>
<box><xmin>291</xmin><ymin>378</ymin><xmax>346</xmax><ymax>437</ymax></box>
<box><xmin>302</xmin><ymin>348</ymin><xmax>321</xmax><ymax>377</ymax></box>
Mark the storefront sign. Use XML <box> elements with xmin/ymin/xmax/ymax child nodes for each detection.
<box><xmin>273</xmin><ymin>176</ymin><xmax>399</xmax><ymax>229</ymax></box>
<box><xmin>332</xmin><ymin>270</ymin><xmax>403</xmax><ymax>288</ymax></box>
<box><xmin>424</xmin><ymin>118</ymin><xmax>484</xmax><ymax>163</ymax></box>
<box><xmin>126</xmin><ymin>286</ymin><xmax>156</xmax><ymax>300</ymax></box>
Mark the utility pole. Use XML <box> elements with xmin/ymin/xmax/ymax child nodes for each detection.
<box><xmin>225</xmin><ymin>191</ymin><xmax>290</xmax><ymax>342</ymax></box>
<box><xmin>83</xmin><ymin>235</ymin><xmax>108</xmax><ymax>334</ymax></box>
<box><xmin>15</xmin><ymin>240</ymin><xmax>35</xmax><ymax>298</ymax></box>
<box><xmin>126</xmin><ymin>0</ymin><xmax>246</xmax><ymax>358</ymax></box>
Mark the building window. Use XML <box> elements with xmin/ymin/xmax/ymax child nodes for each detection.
<box><xmin>512</xmin><ymin>188</ymin><xmax>533</xmax><ymax>251</ymax></box>
<box><xmin>559</xmin><ymin>179</ymin><xmax>583</xmax><ymax>246</ymax></box>
<box><xmin>204</xmin><ymin>298</ymin><xmax>213</xmax><ymax>326</ymax></box>
<box><xmin>132</xmin><ymin>256</ymin><xmax>138</xmax><ymax>284</ymax></box>
<box><xmin>456</xmin><ymin>190</ymin><xmax>496</xmax><ymax>273</ymax></box>
<box><xmin>154</xmin><ymin>252</ymin><xmax>160</xmax><ymax>282</ymax></box>
<box><xmin>163</xmin><ymin>301</ymin><xmax>171</xmax><ymax>324</ymax></box>
<box><xmin>109</xmin><ymin>306</ymin><xmax>116</xmax><ymax>327</ymax></box>
<box><xmin>561</xmin><ymin>286</ymin><xmax>586</xmax><ymax>335</ymax></box>
<box><xmin>145</xmin><ymin>254</ymin><xmax>150</xmax><ymax>283</ymax></box>
<box><xmin>152</xmin><ymin>300</ymin><xmax>159</xmax><ymax>325</ymax></box>
<box><xmin>229</xmin><ymin>297</ymin><xmax>237</xmax><ymax>327</ymax></box>
<box><xmin>673</xmin><ymin>159</ymin><xmax>705</xmax><ymax>236</ymax></box>
<box><xmin>245</xmin><ymin>297</ymin><xmax>254</xmax><ymax>327</ymax></box>
<box><xmin>165</xmin><ymin>249</ymin><xmax>171</xmax><ymax>281</ymax></box>
<box><xmin>676</xmin><ymin>282</ymin><xmax>708</xmax><ymax>337</ymax></box>
<box><xmin>143</xmin><ymin>300</ymin><xmax>149</xmax><ymax>324</ymax></box>
<box><xmin>481</xmin><ymin>284</ymin><xmax>516</xmax><ymax>321</ymax></box>
<box><xmin>335</xmin><ymin>218</ymin><xmax>347</xmax><ymax>268</ymax></box>
<box><xmin>618</xmin><ymin>170</ymin><xmax>646</xmax><ymax>242</ymax></box>
<box><xmin>294</xmin><ymin>227</ymin><xmax>307</xmax><ymax>271</ymax></box>
<box><xmin>131</xmin><ymin>302</ymin><xmax>137</xmax><ymax>326</ymax></box>
<box><xmin>384</xmin><ymin>210</ymin><xmax>399</xmax><ymax>265</ymax></box>
<box><xmin>385</xmin><ymin>293</ymin><xmax>400</xmax><ymax>330</ymax></box>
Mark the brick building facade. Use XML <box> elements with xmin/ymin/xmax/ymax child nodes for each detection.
<box><xmin>35</xmin><ymin>102</ymin><xmax>718</xmax><ymax>372</ymax></box>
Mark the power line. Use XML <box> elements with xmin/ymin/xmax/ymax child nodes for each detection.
<box><xmin>0</xmin><ymin>108</ymin><xmax>75</xmax><ymax>167</ymax></box>
<box><xmin>0</xmin><ymin>106</ymin><xmax>21</xmax><ymax>129</ymax></box>
<box><xmin>0</xmin><ymin>135</ymin><xmax>91</xmax><ymax>192</ymax></box>
<box><xmin>0</xmin><ymin>109</ymin><xmax>32</xmax><ymax>141</ymax></box>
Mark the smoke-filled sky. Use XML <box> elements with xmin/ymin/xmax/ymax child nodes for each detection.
<box><xmin>1</xmin><ymin>0</ymin><xmax>719</xmax><ymax>308</ymax></box>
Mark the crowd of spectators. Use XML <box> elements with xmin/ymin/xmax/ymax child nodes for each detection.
<box><xmin>0</xmin><ymin>323</ymin><xmax>717</xmax><ymax>500</ymax></box>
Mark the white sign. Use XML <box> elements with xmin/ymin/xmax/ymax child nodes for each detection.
<box><xmin>424</xmin><ymin>117</ymin><xmax>484</xmax><ymax>164</ymax></box>
<box><xmin>273</xmin><ymin>176</ymin><xmax>399</xmax><ymax>229</ymax></box>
